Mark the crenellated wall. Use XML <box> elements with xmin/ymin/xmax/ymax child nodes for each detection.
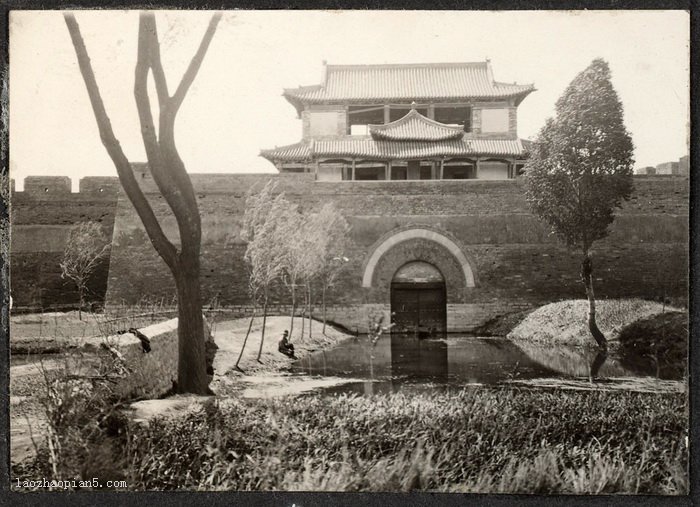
<box><xmin>103</xmin><ymin>170</ymin><xmax>688</xmax><ymax>332</ymax></box>
<box><xmin>10</xmin><ymin>177</ymin><xmax>119</xmax><ymax>309</ymax></box>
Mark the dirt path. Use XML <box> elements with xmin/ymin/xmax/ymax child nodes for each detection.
<box><xmin>210</xmin><ymin>316</ymin><xmax>352</xmax><ymax>395</ymax></box>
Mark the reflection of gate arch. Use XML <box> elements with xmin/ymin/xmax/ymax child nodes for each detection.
<box><xmin>361</xmin><ymin>228</ymin><xmax>476</xmax><ymax>288</ymax></box>
<box><xmin>391</xmin><ymin>261</ymin><xmax>447</xmax><ymax>334</ymax></box>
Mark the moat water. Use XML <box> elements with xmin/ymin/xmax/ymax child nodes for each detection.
<box><xmin>10</xmin><ymin>333</ymin><xmax>683</xmax><ymax>398</ymax></box>
<box><xmin>262</xmin><ymin>334</ymin><xmax>683</xmax><ymax>397</ymax></box>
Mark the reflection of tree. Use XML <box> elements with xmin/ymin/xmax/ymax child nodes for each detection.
<box><xmin>617</xmin><ymin>312</ymin><xmax>687</xmax><ymax>380</ymax></box>
<box><xmin>589</xmin><ymin>349</ymin><xmax>608</xmax><ymax>381</ymax></box>
<box><xmin>513</xmin><ymin>340</ymin><xmax>631</xmax><ymax>378</ymax></box>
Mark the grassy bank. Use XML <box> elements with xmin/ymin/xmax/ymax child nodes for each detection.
<box><xmin>508</xmin><ymin>299</ymin><xmax>685</xmax><ymax>347</ymax></box>
<box><xmin>17</xmin><ymin>387</ymin><xmax>683</xmax><ymax>493</ymax></box>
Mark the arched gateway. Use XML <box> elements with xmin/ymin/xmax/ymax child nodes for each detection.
<box><xmin>361</xmin><ymin>228</ymin><xmax>476</xmax><ymax>289</ymax></box>
<box><xmin>391</xmin><ymin>261</ymin><xmax>447</xmax><ymax>334</ymax></box>
<box><xmin>361</xmin><ymin>227</ymin><xmax>477</xmax><ymax>334</ymax></box>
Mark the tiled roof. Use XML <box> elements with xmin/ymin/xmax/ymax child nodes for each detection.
<box><xmin>260</xmin><ymin>138</ymin><xmax>526</xmax><ymax>162</ymax></box>
<box><xmin>260</xmin><ymin>142</ymin><xmax>312</xmax><ymax>162</ymax></box>
<box><xmin>283</xmin><ymin>62</ymin><xmax>535</xmax><ymax>111</ymax></box>
<box><xmin>369</xmin><ymin>109</ymin><xmax>464</xmax><ymax>141</ymax></box>
<box><xmin>314</xmin><ymin>138</ymin><xmax>525</xmax><ymax>159</ymax></box>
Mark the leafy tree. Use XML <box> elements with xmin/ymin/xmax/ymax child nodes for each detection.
<box><xmin>280</xmin><ymin>206</ymin><xmax>305</xmax><ymax>339</ymax></box>
<box><xmin>284</xmin><ymin>203</ymin><xmax>351</xmax><ymax>340</ymax></box>
<box><xmin>64</xmin><ymin>12</ymin><xmax>222</xmax><ymax>393</ymax></box>
<box><xmin>60</xmin><ymin>221</ymin><xmax>111</xmax><ymax>320</ymax></box>
<box><xmin>240</xmin><ymin>181</ymin><xmax>289</xmax><ymax>363</ymax></box>
<box><xmin>525</xmin><ymin>58</ymin><xmax>634</xmax><ymax>350</ymax></box>
<box><xmin>298</xmin><ymin>211</ymin><xmax>326</xmax><ymax>340</ymax></box>
<box><xmin>312</xmin><ymin>203</ymin><xmax>351</xmax><ymax>335</ymax></box>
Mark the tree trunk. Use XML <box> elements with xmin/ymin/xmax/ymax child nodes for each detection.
<box><xmin>289</xmin><ymin>283</ymin><xmax>296</xmax><ymax>338</ymax></box>
<box><xmin>307</xmin><ymin>283</ymin><xmax>313</xmax><ymax>339</ymax></box>
<box><xmin>235</xmin><ymin>306</ymin><xmax>256</xmax><ymax>370</ymax></box>
<box><xmin>322</xmin><ymin>284</ymin><xmax>327</xmax><ymax>336</ymax></box>
<box><xmin>581</xmin><ymin>253</ymin><xmax>607</xmax><ymax>350</ymax></box>
<box><xmin>175</xmin><ymin>259</ymin><xmax>209</xmax><ymax>394</ymax></box>
<box><xmin>78</xmin><ymin>285</ymin><xmax>84</xmax><ymax>321</ymax></box>
<box><xmin>257</xmin><ymin>296</ymin><xmax>268</xmax><ymax>362</ymax></box>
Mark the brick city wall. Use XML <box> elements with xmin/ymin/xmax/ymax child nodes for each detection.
<box><xmin>10</xmin><ymin>177</ymin><xmax>119</xmax><ymax>309</ymax></box>
<box><xmin>103</xmin><ymin>170</ymin><xmax>688</xmax><ymax>332</ymax></box>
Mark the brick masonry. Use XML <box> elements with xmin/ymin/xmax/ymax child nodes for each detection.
<box><xmin>10</xmin><ymin>178</ymin><xmax>119</xmax><ymax>309</ymax></box>
<box><xmin>102</xmin><ymin>172</ymin><xmax>688</xmax><ymax>332</ymax></box>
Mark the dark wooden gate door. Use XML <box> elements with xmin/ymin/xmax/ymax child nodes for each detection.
<box><xmin>391</xmin><ymin>282</ymin><xmax>446</xmax><ymax>334</ymax></box>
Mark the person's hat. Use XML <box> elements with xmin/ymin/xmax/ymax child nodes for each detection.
<box><xmin>283</xmin><ymin>330</ymin><xmax>288</xmax><ymax>335</ymax></box>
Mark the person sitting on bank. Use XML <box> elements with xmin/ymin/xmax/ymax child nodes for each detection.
<box><xmin>278</xmin><ymin>330</ymin><xmax>295</xmax><ymax>358</ymax></box>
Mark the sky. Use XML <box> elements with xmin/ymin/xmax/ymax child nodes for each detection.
<box><xmin>9</xmin><ymin>10</ymin><xmax>689</xmax><ymax>190</ymax></box>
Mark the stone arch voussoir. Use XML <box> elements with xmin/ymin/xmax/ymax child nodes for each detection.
<box><xmin>361</xmin><ymin>226</ymin><xmax>476</xmax><ymax>289</ymax></box>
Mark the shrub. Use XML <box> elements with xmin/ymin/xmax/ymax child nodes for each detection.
<box><xmin>618</xmin><ymin>312</ymin><xmax>688</xmax><ymax>379</ymax></box>
<box><xmin>12</xmin><ymin>348</ymin><xmax>131</xmax><ymax>490</ymax></box>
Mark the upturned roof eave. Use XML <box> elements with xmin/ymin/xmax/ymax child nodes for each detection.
<box><xmin>282</xmin><ymin>90</ymin><xmax>535</xmax><ymax>104</ymax></box>
<box><xmin>368</xmin><ymin>109</ymin><xmax>465</xmax><ymax>141</ymax></box>
<box><xmin>260</xmin><ymin>138</ymin><xmax>529</xmax><ymax>164</ymax></box>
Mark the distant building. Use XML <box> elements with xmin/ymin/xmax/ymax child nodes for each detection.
<box><xmin>678</xmin><ymin>155</ymin><xmax>689</xmax><ymax>175</ymax></box>
<box><xmin>656</xmin><ymin>161</ymin><xmax>679</xmax><ymax>175</ymax></box>
<box><xmin>637</xmin><ymin>166</ymin><xmax>656</xmax><ymax>175</ymax></box>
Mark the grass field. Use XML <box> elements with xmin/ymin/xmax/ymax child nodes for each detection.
<box><xmin>18</xmin><ymin>386</ymin><xmax>681</xmax><ymax>493</ymax></box>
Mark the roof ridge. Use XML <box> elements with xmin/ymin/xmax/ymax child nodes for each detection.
<box><xmin>326</xmin><ymin>62</ymin><xmax>488</xmax><ymax>70</ymax></box>
<box><xmin>283</xmin><ymin>84</ymin><xmax>323</xmax><ymax>93</ymax></box>
<box><xmin>493</xmin><ymin>81</ymin><xmax>536</xmax><ymax>89</ymax></box>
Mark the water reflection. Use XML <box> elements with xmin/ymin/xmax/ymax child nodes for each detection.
<box><xmin>590</xmin><ymin>350</ymin><xmax>608</xmax><ymax>379</ymax></box>
<box><xmin>288</xmin><ymin>333</ymin><xmax>682</xmax><ymax>396</ymax></box>
<box><xmin>289</xmin><ymin>335</ymin><xmax>556</xmax><ymax>395</ymax></box>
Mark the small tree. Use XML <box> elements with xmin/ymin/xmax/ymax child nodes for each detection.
<box><xmin>280</xmin><ymin>206</ymin><xmax>305</xmax><ymax>339</ymax></box>
<box><xmin>525</xmin><ymin>59</ymin><xmax>634</xmax><ymax>350</ymax></box>
<box><xmin>241</xmin><ymin>182</ymin><xmax>289</xmax><ymax>362</ymax></box>
<box><xmin>313</xmin><ymin>203</ymin><xmax>351</xmax><ymax>335</ymax></box>
<box><xmin>298</xmin><ymin>210</ymin><xmax>328</xmax><ymax>340</ymax></box>
<box><xmin>60</xmin><ymin>221</ymin><xmax>110</xmax><ymax>319</ymax></box>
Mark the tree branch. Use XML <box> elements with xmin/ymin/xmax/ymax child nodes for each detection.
<box><xmin>155</xmin><ymin>12</ymin><xmax>223</xmax><ymax>252</ymax></box>
<box><xmin>170</xmin><ymin>12</ymin><xmax>222</xmax><ymax>115</ymax></box>
<box><xmin>64</xmin><ymin>13</ymin><xmax>178</xmax><ymax>272</ymax></box>
<box><xmin>135</xmin><ymin>12</ymin><xmax>196</xmax><ymax>260</ymax></box>
<box><xmin>139</xmin><ymin>12</ymin><xmax>170</xmax><ymax>109</ymax></box>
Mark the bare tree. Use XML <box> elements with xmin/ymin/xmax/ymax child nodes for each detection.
<box><xmin>64</xmin><ymin>11</ymin><xmax>222</xmax><ymax>393</ymax></box>
<box><xmin>59</xmin><ymin>221</ymin><xmax>110</xmax><ymax>320</ymax></box>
